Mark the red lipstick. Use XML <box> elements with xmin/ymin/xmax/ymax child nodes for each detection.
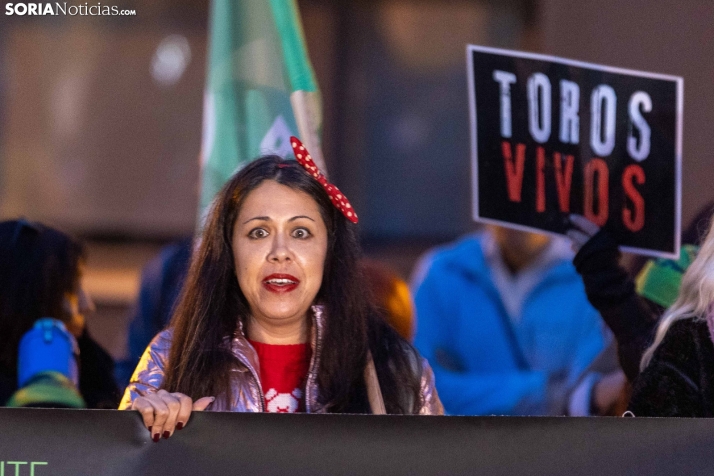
<box><xmin>262</xmin><ymin>274</ymin><xmax>300</xmax><ymax>293</ymax></box>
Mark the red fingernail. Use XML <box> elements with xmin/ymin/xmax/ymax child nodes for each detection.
<box><xmin>162</xmin><ymin>431</ymin><xmax>170</xmax><ymax>439</ymax></box>
<box><xmin>152</xmin><ymin>433</ymin><xmax>160</xmax><ymax>443</ymax></box>
<box><xmin>176</xmin><ymin>422</ymin><xmax>184</xmax><ymax>430</ymax></box>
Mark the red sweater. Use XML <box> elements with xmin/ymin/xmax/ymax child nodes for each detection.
<box><xmin>248</xmin><ymin>340</ymin><xmax>312</xmax><ymax>413</ymax></box>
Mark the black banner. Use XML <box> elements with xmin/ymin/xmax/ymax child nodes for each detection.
<box><xmin>467</xmin><ymin>45</ymin><xmax>683</xmax><ymax>258</ymax></box>
<box><xmin>0</xmin><ymin>408</ymin><xmax>713</xmax><ymax>475</ymax></box>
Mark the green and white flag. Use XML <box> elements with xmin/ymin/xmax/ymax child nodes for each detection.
<box><xmin>198</xmin><ymin>0</ymin><xmax>324</xmax><ymax>225</ymax></box>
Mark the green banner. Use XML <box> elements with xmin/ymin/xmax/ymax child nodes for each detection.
<box><xmin>198</xmin><ymin>0</ymin><xmax>321</xmax><ymax>226</ymax></box>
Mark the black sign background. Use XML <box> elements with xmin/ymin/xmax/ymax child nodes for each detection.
<box><xmin>0</xmin><ymin>409</ymin><xmax>713</xmax><ymax>475</ymax></box>
<box><xmin>468</xmin><ymin>46</ymin><xmax>682</xmax><ymax>258</ymax></box>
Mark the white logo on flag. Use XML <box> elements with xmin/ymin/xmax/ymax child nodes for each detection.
<box><xmin>260</xmin><ymin>115</ymin><xmax>294</xmax><ymax>158</ymax></box>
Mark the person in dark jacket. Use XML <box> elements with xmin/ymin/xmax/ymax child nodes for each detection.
<box><xmin>0</xmin><ymin>219</ymin><xmax>119</xmax><ymax>408</ymax></box>
<box><xmin>568</xmin><ymin>218</ymin><xmax>658</xmax><ymax>382</ymax></box>
<box><xmin>627</xmin><ymin>213</ymin><xmax>714</xmax><ymax>417</ymax></box>
<box><xmin>567</xmin><ymin>207</ymin><xmax>708</xmax><ymax>383</ymax></box>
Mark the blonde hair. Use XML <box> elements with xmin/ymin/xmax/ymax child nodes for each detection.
<box><xmin>641</xmin><ymin>216</ymin><xmax>714</xmax><ymax>369</ymax></box>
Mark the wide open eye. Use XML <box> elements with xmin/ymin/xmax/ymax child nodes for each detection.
<box><xmin>292</xmin><ymin>227</ymin><xmax>312</xmax><ymax>240</ymax></box>
<box><xmin>248</xmin><ymin>228</ymin><xmax>269</xmax><ymax>239</ymax></box>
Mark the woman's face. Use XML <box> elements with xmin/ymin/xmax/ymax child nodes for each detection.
<box><xmin>232</xmin><ymin>180</ymin><xmax>328</xmax><ymax>329</ymax></box>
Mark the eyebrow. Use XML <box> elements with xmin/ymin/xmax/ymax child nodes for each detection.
<box><xmin>242</xmin><ymin>215</ymin><xmax>316</xmax><ymax>224</ymax></box>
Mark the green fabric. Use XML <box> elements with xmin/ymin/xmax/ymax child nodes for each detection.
<box><xmin>635</xmin><ymin>245</ymin><xmax>699</xmax><ymax>308</ymax></box>
<box><xmin>269</xmin><ymin>0</ymin><xmax>318</xmax><ymax>92</ymax></box>
<box><xmin>6</xmin><ymin>371</ymin><xmax>85</xmax><ymax>408</ymax></box>
<box><xmin>198</xmin><ymin>0</ymin><xmax>318</xmax><ymax>225</ymax></box>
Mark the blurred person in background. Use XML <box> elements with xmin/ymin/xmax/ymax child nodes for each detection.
<box><xmin>567</xmin><ymin>206</ymin><xmax>710</xmax><ymax>383</ymax></box>
<box><xmin>411</xmin><ymin>225</ymin><xmax>623</xmax><ymax>416</ymax></box>
<box><xmin>6</xmin><ymin>318</ymin><xmax>85</xmax><ymax>408</ymax></box>
<box><xmin>0</xmin><ymin>219</ymin><xmax>119</xmax><ymax>408</ymax></box>
<box><xmin>627</xmin><ymin>213</ymin><xmax>714</xmax><ymax>417</ymax></box>
<box><xmin>362</xmin><ymin>259</ymin><xmax>415</xmax><ymax>341</ymax></box>
<box><xmin>115</xmin><ymin>237</ymin><xmax>193</xmax><ymax>389</ymax></box>
<box><xmin>121</xmin><ymin>144</ymin><xmax>442</xmax><ymax>443</ymax></box>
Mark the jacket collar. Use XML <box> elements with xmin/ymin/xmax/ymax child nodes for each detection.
<box><xmin>305</xmin><ymin>305</ymin><xmax>325</xmax><ymax>412</ymax></box>
<box><xmin>229</xmin><ymin>305</ymin><xmax>325</xmax><ymax>412</ymax></box>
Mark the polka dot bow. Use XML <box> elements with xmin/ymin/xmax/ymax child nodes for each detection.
<box><xmin>290</xmin><ymin>136</ymin><xmax>358</xmax><ymax>224</ymax></box>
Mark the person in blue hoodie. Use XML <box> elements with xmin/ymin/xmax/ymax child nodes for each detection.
<box><xmin>411</xmin><ymin>225</ymin><xmax>624</xmax><ymax>416</ymax></box>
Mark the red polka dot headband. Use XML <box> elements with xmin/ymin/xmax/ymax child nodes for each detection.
<box><xmin>290</xmin><ymin>136</ymin><xmax>358</xmax><ymax>224</ymax></box>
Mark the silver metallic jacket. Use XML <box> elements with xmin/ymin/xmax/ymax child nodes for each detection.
<box><xmin>119</xmin><ymin>306</ymin><xmax>443</xmax><ymax>414</ymax></box>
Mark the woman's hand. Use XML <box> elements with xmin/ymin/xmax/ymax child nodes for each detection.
<box><xmin>565</xmin><ymin>214</ymin><xmax>601</xmax><ymax>253</ymax></box>
<box><xmin>131</xmin><ymin>390</ymin><xmax>214</xmax><ymax>441</ymax></box>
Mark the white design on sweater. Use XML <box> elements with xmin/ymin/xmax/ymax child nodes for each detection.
<box><xmin>265</xmin><ymin>388</ymin><xmax>302</xmax><ymax>413</ymax></box>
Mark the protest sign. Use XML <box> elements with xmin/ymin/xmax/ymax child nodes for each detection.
<box><xmin>467</xmin><ymin>45</ymin><xmax>683</xmax><ymax>258</ymax></box>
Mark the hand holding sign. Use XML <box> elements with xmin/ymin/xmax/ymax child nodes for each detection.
<box><xmin>468</xmin><ymin>45</ymin><xmax>682</xmax><ymax>258</ymax></box>
<box><xmin>566</xmin><ymin>214</ymin><xmax>601</xmax><ymax>252</ymax></box>
<box><xmin>132</xmin><ymin>390</ymin><xmax>214</xmax><ymax>442</ymax></box>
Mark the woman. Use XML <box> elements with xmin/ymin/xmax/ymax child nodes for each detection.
<box><xmin>568</xmin><ymin>203</ymin><xmax>713</xmax><ymax>384</ymax></box>
<box><xmin>627</xmin><ymin>214</ymin><xmax>714</xmax><ymax>417</ymax></box>
<box><xmin>120</xmin><ymin>138</ymin><xmax>443</xmax><ymax>441</ymax></box>
<box><xmin>0</xmin><ymin>219</ymin><xmax>119</xmax><ymax>408</ymax></box>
